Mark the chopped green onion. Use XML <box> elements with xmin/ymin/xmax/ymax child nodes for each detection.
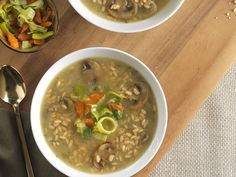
<box><xmin>93</xmin><ymin>117</ymin><xmax>117</xmax><ymax>135</ymax></box>
<box><xmin>93</xmin><ymin>133</ymin><xmax>107</xmax><ymax>141</ymax></box>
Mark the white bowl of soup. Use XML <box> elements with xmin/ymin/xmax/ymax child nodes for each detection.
<box><xmin>31</xmin><ymin>47</ymin><xmax>167</xmax><ymax>177</ymax></box>
<box><xmin>68</xmin><ymin>0</ymin><xmax>184</xmax><ymax>33</ymax></box>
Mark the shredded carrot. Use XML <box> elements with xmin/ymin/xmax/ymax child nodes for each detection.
<box><xmin>42</xmin><ymin>8</ymin><xmax>52</xmax><ymax>22</ymax></box>
<box><xmin>34</xmin><ymin>9</ymin><xmax>42</xmax><ymax>24</ymax></box>
<box><xmin>20</xmin><ymin>23</ymin><xmax>29</xmax><ymax>34</ymax></box>
<box><xmin>18</xmin><ymin>33</ymin><xmax>31</xmax><ymax>41</ymax></box>
<box><xmin>7</xmin><ymin>32</ymin><xmax>19</xmax><ymax>49</ymax></box>
<box><xmin>33</xmin><ymin>39</ymin><xmax>45</xmax><ymax>45</ymax></box>
<box><xmin>84</xmin><ymin>118</ymin><xmax>94</xmax><ymax>127</ymax></box>
<box><xmin>111</xmin><ymin>103</ymin><xmax>123</xmax><ymax>112</ymax></box>
<box><xmin>41</xmin><ymin>21</ymin><xmax>53</xmax><ymax>28</ymax></box>
<box><xmin>86</xmin><ymin>93</ymin><xmax>103</xmax><ymax>104</ymax></box>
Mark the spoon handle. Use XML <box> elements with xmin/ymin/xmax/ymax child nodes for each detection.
<box><xmin>13</xmin><ymin>105</ymin><xmax>35</xmax><ymax>177</ymax></box>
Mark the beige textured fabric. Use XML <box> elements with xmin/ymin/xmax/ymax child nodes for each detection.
<box><xmin>150</xmin><ymin>61</ymin><xmax>236</xmax><ymax>177</ymax></box>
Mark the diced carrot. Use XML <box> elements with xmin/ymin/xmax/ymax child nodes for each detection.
<box><xmin>84</xmin><ymin>118</ymin><xmax>94</xmax><ymax>127</ymax></box>
<box><xmin>34</xmin><ymin>9</ymin><xmax>42</xmax><ymax>24</ymax></box>
<box><xmin>41</xmin><ymin>21</ymin><xmax>52</xmax><ymax>28</ymax></box>
<box><xmin>110</xmin><ymin>102</ymin><xmax>123</xmax><ymax>112</ymax></box>
<box><xmin>86</xmin><ymin>93</ymin><xmax>103</xmax><ymax>104</ymax></box>
<box><xmin>18</xmin><ymin>33</ymin><xmax>31</xmax><ymax>41</ymax></box>
<box><xmin>33</xmin><ymin>39</ymin><xmax>45</xmax><ymax>45</ymax></box>
<box><xmin>74</xmin><ymin>101</ymin><xmax>91</xmax><ymax>117</ymax></box>
<box><xmin>42</xmin><ymin>8</ymin><xmax>52</xmax><ymax>22</ymax></box>
<box><xmin>7</xmin><ymin>32</ymin><xmax>19</xmax><ymax>49</ymax></box>
<box><xmin>74</xmin><ymin>101</ymin><xmax>85</xmax><ymax>117</ymax></box>
<box><xmin>20</xmin><ymin>23</ymin><xmax>29</xmax><ymax>34</ymax></box>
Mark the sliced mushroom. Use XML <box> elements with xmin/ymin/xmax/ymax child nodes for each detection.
<box><xmin>60</xmin><ymin>96</ymin><xmax>74</xmax><ymax>110</ymax></box>
<box><xmin>127</xmin><ymin>82</ymin><xmax>149</xmax><ymax>110</ymax></box>
<box><xmin>93</xmin><ymin>142</ymin><xmax>115</xmax><ymax>169</ymax></box>
<box><xmin>81</xmin><ymin>60</ymin><xmax>101</xmax><ymax>86</ymax></box>
<box><xmin>106</xmin><ymin>0</ymin><xmax>138</xmax><ymax>20</ymax></box>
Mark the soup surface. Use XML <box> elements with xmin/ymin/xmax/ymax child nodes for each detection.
<box><xmin>41</xmin><ymin>58</ymin><xmax>157</xmax><ymax>173</ymax></box>
<box><xmin>81</xmin><ymin>0</ymin><xmax>169</xmax><ymax>22</ymax></box>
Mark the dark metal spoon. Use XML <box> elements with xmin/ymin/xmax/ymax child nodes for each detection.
<box><xmin>0</xmin><ymin>65</ymin><xmax>34</xmax><ymax>177</ymax></box>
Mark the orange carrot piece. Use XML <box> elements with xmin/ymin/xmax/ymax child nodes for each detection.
<box><xmin>20</xmin><ymin>23</ymin><xmax>29</xmax><ymax>34</ymax></box>
<box><xmin>86</xmin><ymin>93</ymin><xmax>103</xmax><ymax>104</ymax></box>
<box><xmin>41</xmin><ymin>21</ymin><xmax>52</xmax><ymax>28</ymax></box>
<box><xmin>33</xmin><ymin>39</ymin><xmax>45</xmax><ymax>46</ymax></box>
<box><xmin>74</xmin><ymin>101</ymin><xmax>85</xmax><ymax>117</ymax></box>
<box><xmin>7</xmin><ymin>32</ymin><xmax>19</xmax><ymax>49</ymax></box>
<box><xmin>84</xmin><ymin>118</ymin><xmax>94</xmax><ymax>127</ymax></box>
<box><xmin>42</xmin><ymin>8</ymin><xmax>52</xmax><ymax>22</ymax></box>
<box><xmin>34</xmin><ymin>9</ymin><xmax>42</xmax><ymax>24</ymax></box>
<box><xmin>18</xmin><ymin>33</ymin><xmax>31</xmax><ymax>41</ymax></box>
<box><xmin>111</xmin><ymin>102</ymin><xmax>123</xmax><ymax>112</ymax></box>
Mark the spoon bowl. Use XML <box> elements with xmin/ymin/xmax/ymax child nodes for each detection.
<box><xmin>0</xmin><ymin>65</ymin><xmax>26</xmax><ymax>105</ymax></box>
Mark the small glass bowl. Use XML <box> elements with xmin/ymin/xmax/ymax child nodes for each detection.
<box><xmin>0</xmin><ymin>0</ymin><xmax>59</xmax><ymax>53</ymax></box>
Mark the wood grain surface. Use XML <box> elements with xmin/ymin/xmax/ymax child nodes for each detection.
<box><xmin>0</xmin><ymin>0</ymin><xmax>236</xmax><ymax>176</ymax></box>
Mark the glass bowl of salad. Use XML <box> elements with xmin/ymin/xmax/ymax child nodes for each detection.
<box><xmin>0</xmin><ymin>0</ymin><xmax>58</xmax><ymax>53</ymax></box>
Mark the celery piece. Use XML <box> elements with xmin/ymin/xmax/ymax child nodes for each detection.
<box><xmin>0</xmin><ymin>22</ymin><xmax>9</xmax><ymax>34</ymax></box>
<box><xmin>22</xmin><ymin>41</ymin><xmax>32</xmax><ymax>49</ymax></box>
<box><xmin>32</xmin><ymin>31</ymin><xmax>54</xmax><ymax>40</ymax></box>
<box><xmin>3</xmin><ymin>3</ymin><xmax>13</xmax><ymax>13</ymax></box>
<box><xmin>21</xmin><ymin>7</ymin><xmax>36</xmax><ymax>21</ymax></box>
<box><xmin>10</xmin><ymin>0</ymin><xmax>27</xmax><ymax>5</ymax></box>
<box><xmin>26</xmin><ymin>0</ymin><xmax>44</xmax><ymax>9</ymax></box>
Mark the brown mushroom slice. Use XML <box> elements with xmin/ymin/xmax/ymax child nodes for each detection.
<box><xmin>106</xmin><ymin>0</ymin><xmax>138</xmax><ymax>20</ymax></box>
<box><xmin>128</xmin><ymin>82</ymin><xmax>149</xmax><ymax>110</ymax></box>
<box><xmin>93</xmin><ymin>142</ymin><xmax>115</xmax><ymax>169</ymax></box>
<box><xmin>81</xmin><ymin>60</ymin><xmax>101</xmax><ymax>86</ymax></box>
<box><xmin>60</xmin><ymin>96</ymin><xmax>74</xmax><ymax>110</ymax></box>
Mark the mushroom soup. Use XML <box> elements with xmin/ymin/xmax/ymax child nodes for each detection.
<box><xmin>81</xmin><ymin>0</ymin><xmax>169</xmax><ymax>22</ymax></box>
<box><xmin>41</xmin><ymin>58</ymin><xmax>157</xmax><ymax>173</ymax></box>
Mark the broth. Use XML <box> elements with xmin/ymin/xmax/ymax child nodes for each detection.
<box><xmin>41</xmin><ymin>58</ymin><xmax>157</xmax><ymax>173</ymax></box>
<box><xmin>81</xmin><ymin>0</ymin><xmax>169</xmax><ymax>22</ymax></box>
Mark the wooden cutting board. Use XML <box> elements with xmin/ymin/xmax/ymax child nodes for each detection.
<box><xmin>0</xmin><ymin>0</ymin><xmax>236</xmax><ymax>176</ymax></box>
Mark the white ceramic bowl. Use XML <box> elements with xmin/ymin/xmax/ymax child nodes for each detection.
<box><xmin>68</xmin><ymin>0</ymin><xmax>184</xmax><ymax>33</ymax></box>
<box><xmin>31</xmin><ymin>47</ymin><xmax>168</xmax><ymax>177</ymax></box>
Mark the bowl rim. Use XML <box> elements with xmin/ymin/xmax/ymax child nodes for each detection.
<box><xmin>31</xmin><ymin>47</ymin><xmax>168</xmax><ymax>177</ymax></box>
<box><xmin>68</xmin><ymin>0</ymin><xmax>184</xmax><ymax>33</ymax></box>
